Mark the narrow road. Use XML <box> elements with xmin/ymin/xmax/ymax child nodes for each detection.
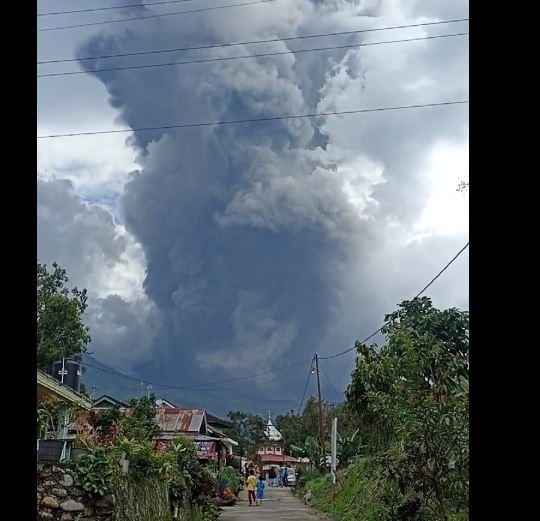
<box><xmin>219</xmin><ymin>487</ymin><xmax>323</xmax><ymax>520</ymax></box>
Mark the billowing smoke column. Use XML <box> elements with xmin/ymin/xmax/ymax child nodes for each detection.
<box><xmin>74</xmin><ymin>0</ymin><xmax>469</xmax><ymax>395</ymax></box>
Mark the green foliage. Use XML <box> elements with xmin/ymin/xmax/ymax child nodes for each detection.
<box><xmin>118</xmin><ymin>395</ymin><xmax>161</xmax><ymax>442</ymax></box>
<box><xmin>299</xmin><ymin>457</ymin><xmax>432</xmax><ymax>521</ymax></box>
<box><xmin>275</xmin><ymin>410</ymin><xmax>306</xmax><ymax>452</ymax></box>
<box><xmin>218</xmin><ymin>465</ymin><xmax>242</xmax><ymax>495</ymax></box>
<box><xmin>337</xmin><ymin>429</ymin><xmax>363</xmax><ymax>468</ymax></box>
<box><xmin>66</xmin><ymin>391</ymin><xmax>219</xmax><ymax>520</ymax></box>
<box><xmin>297</xmin><ymin>298</ymin><xmax>468</xmax><ymax>521</ymax></box>
<box><xmin>290</xmin><ymin>436</ymin><xmax>319</xmax><ymax>469</ymax></box>
<box><xmin>226</xmin><ymin>410</ymin><xmax>265</xmax><ymax>457</ymax></box>
<box><xmin>342</xmin><ymin>297</ymin><xmax>468</xmax><ymax>520</ymax></box>
<box><xmin>37</xmin><ymin>261</ymin><xmax>91</xmax><ymax>370</ymax></box>
<box><xmin>193</xmin><ymin>464</ymin><xmax>219</xmax><ymax>503</ymax></box>
<box><xmin>75</xmin><ymin>445</ymin><xmax>120</xmax><ymax>496</ymax></box>
<box><xmin>186</xmin><ymin>502</ymin><xmax>220</xmax><ymax>521</ymax></box>
<box><xmin>38</xmin><ymin>397</ymin><xmax>81</xmax><ymax>439</ymax></box>
<box><xmin>200</xmin><ymin>502</ymin><xmax>220</xmax><ymax>521</ymax></box>
<box><xmin>37</xmin><ymin>397</ymin><xmax>63</xmax><ymax>438</ymax></box>
<box><xmin>113</xmin><ymin>476</ymin><xmax>171</xmax><ymax>521</ymax></box>
<box><xmin>277</xmin><ymin>399</ymin><xmax>359</xmax><ymax>458</ymax></box>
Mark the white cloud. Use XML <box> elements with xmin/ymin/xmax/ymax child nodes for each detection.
<box><xmin>412</xmin><ymin>142</ymin><xmax>469</xmax><ymax>240</ymax></box>
<box><xmin>37</xmin><ymin>178</ymin><xmax>157</xmax><ymax>366</ymax></box>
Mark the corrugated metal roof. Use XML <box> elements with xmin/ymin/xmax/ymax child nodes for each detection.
<box><xmin>154</xmin><ymin>407</ymin><xmax>206</xmax><ymax>434</ymax></box>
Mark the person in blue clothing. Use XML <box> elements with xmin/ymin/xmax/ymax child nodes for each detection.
<box><xmin>256</xmin><ymin>475</ymin><xmax>265</xmax><ymax>505</ymax></box>
<box><xmin>278</xmin><ymin>466</ymin><xmax>285</xmax><ymax>487</ymax></box>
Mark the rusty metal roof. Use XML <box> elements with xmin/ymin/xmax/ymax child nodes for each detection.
<box><xmin>154</xmin><ymin>407</ymin><xmax>207</xmax><ymax>434</ymax></box>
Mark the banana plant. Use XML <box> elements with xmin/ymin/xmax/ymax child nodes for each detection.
<box><xmin>336</xmin><ymin>429</ymin><xmax>363</xmax><ymax>467</ymax></box>
<box><xmin>290</xmin><ymin>436</ymin><xmax>320</xmax><ymax>469</ymax></box>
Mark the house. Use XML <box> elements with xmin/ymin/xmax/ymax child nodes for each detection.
<box><xmin>153</xmin><ymin>407</ymin><xmax>223</xmax><ymax>462</ymax></box>
<box><xmin>92</xmin><ymin>395</ymin><xmax>174</xmax><ymax>410</ymax></box>
<box><xmin>92</xmin><ymin>394</ymin><xmax>129</xmax><ymax>410</ymax></box>
<box><xmin>206</xmin><ymin>413</ymin><xmax>238</xmax><ymax>457</ymax></box>
<box><xmin>37</xmin><ymin>369</ymin><xmax>92</xmax><ymax>462</ymax></box>
<box><xmin>67</xmin><ymin>390</ymin><xmax>239</xmax><ymax>467</ymax></box>
<box><xmin>257</xmin><ymin>412</ymin><xmax>299</xmax><ymax>472</ymax></box>
<box><xmin>153</xmin><ymin>407</ymin><xmax>238</xmax><ymax>466</ymax></box>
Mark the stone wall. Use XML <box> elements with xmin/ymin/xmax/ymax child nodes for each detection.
<box><xmin>37</xmin><ymin>463</ymin><xmax>115</xmax><ymax>521</ymax></box>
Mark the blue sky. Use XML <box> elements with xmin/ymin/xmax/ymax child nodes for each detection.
<box><xmin>37</xmin><ymin>0</ymin><xmax>469</xmax><ymax>409</ymax></box>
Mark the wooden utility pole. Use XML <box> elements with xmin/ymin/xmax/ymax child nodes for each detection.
<box><xmin>314</xmin><ymin>353</ymin><xmax>325</xmax><ymax>467</ymax></box>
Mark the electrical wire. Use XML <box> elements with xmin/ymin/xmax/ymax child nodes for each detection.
<box><xmin>37</xmin><ymin>32</ymin><xmax>468</xmax><ymax>78</ymax></box>
<box><xmin>39</xmin><ymin>0</ymin><xmax>202</xmax><ymax>17</ymax></box>
<box><xmin>38</xmin><ymin>0</ymin><xmax>276</xmax><ymax>32</ymax></box>
<box><xmin>78</xmin><ymin>242</ymin><xmax>468</xmax><ymax>399</ymax></box>
<box><xmin>413</xmin><ymin>241</ymin><xmax>470</xmax><ymax>298</ymax></box>
<box><xmin>37</xmin><ymin>18</ymin><xmax>468</xmax><ymax>64</ymax></box>
<box><xmin>297</xmin><ymin>357</ymin><xmax>314</xmax><ymax>415</ymax></box>
<box><xmin>81</xmin><ymin>357</ymin><xmax>311</xmax><ymax>392</ymax></box>
<box><xmin>319</xmin><ymin>241</ymin><xmax>469</xmax><ymax>360</ymax></box>
<box><xmin>37</xmin><ymin>100</ymin><xmax>469</xmax><ymax>139</ymax></box>
<box><xmin>320</xmin><ymin>363</ymin><xmax>342</xmax><ymax>398</ymax></box>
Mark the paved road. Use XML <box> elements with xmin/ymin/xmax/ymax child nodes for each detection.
<box><xmin>219</xmin><ymin>487</ymin><xmax>323</xmax><ymax>521</ymax></box>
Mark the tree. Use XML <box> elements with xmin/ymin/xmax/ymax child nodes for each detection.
<box><xmin>226</xmin><ymin>411</ymin><xmax>265</xmax><ymax>458</ymax></box>
<box><xmin>37</xmin><ymin>261</ymin><xmax>91</xmax><ymax>370</ymax></box>
<box><xmin>119</xmin><ymin>394</ymin><xmax>161</xmax><ymax>442</ymax></box>
<box><xmin>289</xmin><ymin>436</ymin><xmax>319</xmax><ymax>469</ymax></box>
<box><xmin>346</xmin><ymin>297</ymin><xmax>469</xmax><ymax>519</ymax></box>
<box><xmin>275</xmin><ymin>410</ymin><xmax>306</xmax><ymax>453</ymax></box>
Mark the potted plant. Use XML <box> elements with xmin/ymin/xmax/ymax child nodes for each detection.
<box><xmin>37</xmin><ymin>398</ymin><xmax>65</xmax><ymax>462</ymax></box>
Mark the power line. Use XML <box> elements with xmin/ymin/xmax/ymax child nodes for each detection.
<box><xmin>319</xmin><ymin>241</ymin><xmax>469</xmax><ymax>360</ymax></box>
<box><xmin>38</xmin><ymin>0</ymin><xmax>276</xmax><ymax>32</ymax></box>
<box><xmin>37</xmin><ymin>32</ymin><xmax>468</xmax><ymax>78</ymax></box>
<box><xmin>297</xmin><ymin>357</ymin><xmax>314</xmax><ymax>415</ymax></box>
<box><xmin>413</xmin><ymin>241</ymin><xmax>470</xmax><ymax>298</ymax></box>
<box><xmin>82</xmin><ymin>357</ymin><xmax>311</xmax><ymax>392</ymax></box>
<box><xmin>39</xmin><ymin>0</ymin><xmax>202</xmax><ymax>17</ymax></box>
<box><xmin>186</xmin><ymin>358</ymin><xmax>311</xmax><ymax>388</ymax></box>
<box><xmin>37</xmin><ymin>18</ymin><xmax>469</xmax><ymax>64</ymax></box>
<box><xmin>37</xmin><ymin>100</ymin><xmax>469</xmax><ymax>139</ymax></box>
<box><xmin>320</xmin><ymin>363</ymin><xmax>342</xmax><ymax>398</ymax></box>
<box><xmin>78</xmin><ymin>243</ymin><xmax>468</xmax><ymax>397</ymax></box>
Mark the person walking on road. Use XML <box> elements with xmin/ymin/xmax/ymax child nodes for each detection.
<box><xmin>268</xmin><ymin>466</ymin><xmax>277</xmax><ymax>487</ymax></box>
<box><xmin>246</xmin><ymin>470</ymin><xmax>257</xmax><ymax>506</ymax></box>
<box><xmin>278</xmin><ymin>466</ymin><xmax>285</xmax><ymax>487</ymax></box>
<box><xmin>256</xmin><ymin>475</ymin><xmax>265</xmax><ymax>506</ymax></box>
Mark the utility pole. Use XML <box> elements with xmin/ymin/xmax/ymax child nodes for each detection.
<box><xmin>314</xmin><ymin>353</ymin><xmax>325</xmax><ymax>467</ymax></box>
<box><xmin>331</xmin><ymin>417</ymin><xmax>337</xmax><ymax>500</ymax></box>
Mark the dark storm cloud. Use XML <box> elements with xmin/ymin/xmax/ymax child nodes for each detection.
<box><xmin>64</xmin><ymin>0</ymin><xmax>468</xmax><ymax>395</ymax></box>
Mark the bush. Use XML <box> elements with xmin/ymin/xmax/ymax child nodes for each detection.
<box><xmin>218</xmin><ymin>466</ymin><xmax>242</xmax><ymax>495</ymax></box>
<box><xmin>75</xmin><ymin>446</ymin><xmax>120</xmax><ymax>496</ymax></box>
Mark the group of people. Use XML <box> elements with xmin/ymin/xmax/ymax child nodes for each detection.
<box><xmin>242</xmin><ymin>462</ymin><xmax>297</xmax><ymax>506</ymax></box>
<box><xmin>245</xmin><ymin>468</ymin><xmax>265</xmax><ymax>506</ymax></box>
<box><xmin>266</xmin><ymin>465</ymin><xmax>289</xmax><ymax>487</ymax></box>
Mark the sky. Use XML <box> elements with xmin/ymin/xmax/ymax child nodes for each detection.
<box><xmin>37</xmin><ymin>0</ymin><xmax>469</xmax><ymax>410</ymax></box>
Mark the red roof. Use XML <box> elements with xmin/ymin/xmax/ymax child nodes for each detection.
<box><xmin>260</xmin><ymin>454</ymin><xmax>298</xmax><ymax>463</ymax></box>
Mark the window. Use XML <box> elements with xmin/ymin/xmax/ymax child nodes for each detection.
<box><xmin>267</xmin><ymin>447</ymin><xmax>274</xmax><ymax>453</ymax></box>
<box><xmin>258</xmin><ymin>448</ymin><xmax>264</xmax><ymax>454</ymax></box>
<box><xmin>276</xmin><ymin>447</ymin><xmax>281</xmax><ymax>453</ymax></box>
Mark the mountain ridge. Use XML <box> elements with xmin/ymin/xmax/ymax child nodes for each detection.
<box><xmin>80</xmin><ymin>355</ymin><xmax>298</xmax><ymax>418</ymax></box>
